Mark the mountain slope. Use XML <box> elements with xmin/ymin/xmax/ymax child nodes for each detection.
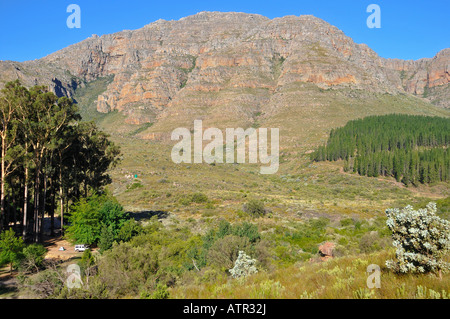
<box><xmin>0</xmin><ymin>12</ymin><xmax>448</xmax><ymax>139</ymax></box>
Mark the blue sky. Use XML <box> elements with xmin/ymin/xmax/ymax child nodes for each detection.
<box><xmin>0</xmin><ymin>0</ymin><xmax>448</xmax><ymax>62</ymax></box>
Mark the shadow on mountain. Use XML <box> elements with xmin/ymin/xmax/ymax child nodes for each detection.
<box><xmin>128</xmin><ymin>210</ymin><xmax>170</xmax><ymax>221</ymax></box>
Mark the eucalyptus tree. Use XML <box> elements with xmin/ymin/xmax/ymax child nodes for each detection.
<box><xmin>76</xmin><ymin>122</ymin><xmax>121</xmax><ymax>197</ymax></box>
<box><xmin>0</xmin><ymin>81</ymin><xmax>120</xmax><ymax>244</ymax></box>
<box><xmin>16</xmin><ymin>86</ymin><xmax>79</xmax><ymax>241</ymax></box>
<box><xmin>0</xmin><ymin>81</ymin><xmax>27</xmax><ymax>230</ymax></box>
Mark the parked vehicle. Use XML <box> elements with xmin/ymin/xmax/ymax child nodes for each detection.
<box><xmin>74</xmin><ymin>244</ymin><xmax>89</xmax><ymax>252</ymax></box>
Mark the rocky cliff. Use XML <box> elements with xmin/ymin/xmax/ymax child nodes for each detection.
<box><xmin>1</xmin><ymin>12</ymin><xmax>448</xmax><ymax>128</ymax></box>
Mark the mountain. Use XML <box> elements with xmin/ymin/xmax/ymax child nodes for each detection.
<box><xmin>1</xmin><ymin>12</ymin><xmax>449</xmax><ymax>143</ymax></box>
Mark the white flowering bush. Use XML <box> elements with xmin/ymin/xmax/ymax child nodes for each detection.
<box><xmin>229</xmin><ymin>251</ymin><xmax>258</xmax><ymax>278</ymax></box>
<box><xmin>385</xmin><ymin>202</ymin><xmax>450</xmax><ymax>274</ymax></box>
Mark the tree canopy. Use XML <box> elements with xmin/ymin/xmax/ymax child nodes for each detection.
<box><xmin>65</xmin><ymin>193</ymin><xmax>129</xmax><ymax>246</ymax></box>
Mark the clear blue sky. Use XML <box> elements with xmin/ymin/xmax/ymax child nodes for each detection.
<box><xmin>0</xmin><ymin>0</ymin><xmax>448</xmax><ymax>62</ymax></box>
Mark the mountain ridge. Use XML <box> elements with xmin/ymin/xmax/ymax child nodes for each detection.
<box><xmin>0</xmin><ymin>11</ymin><xmax>448</xmax><ymax>134</ymax></box>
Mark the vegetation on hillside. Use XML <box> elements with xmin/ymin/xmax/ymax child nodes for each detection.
<box><xmin>9</xmin><ymin>199</ymin><xmax>449</xmax><ymax>299</ymax></box>
<box><xmin>311</xmin><ymin>114</ymin><xmax>450</xmax><ymax>185</ymax></box>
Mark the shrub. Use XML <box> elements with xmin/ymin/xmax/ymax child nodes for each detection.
<box><xmin>250</xmin><ymin>280</ymin><xmax>284</xmax><ymax>298</ymax></box>
<box><xmin>340</xmin><ymin>218</ymin><xmax>353</xmax><ymax>227</ymax></box>
<box><xmin>205</xmin><ymin>202</ymin><xmax>215</xmax><ymax>209</ymax></box>
<box><xmin>80</xmin><ymin>249</ymin><xmax>95</xmax><ymax>270</ymax></box>
<box><xmin>18</xmin><ymin>244</ymin><xmax>47</xmax><ymax>273</ymax></box>
<box><xmin>207</xmin><ymin>235</ymin><xmax>251</xmax><ymax>270</ymax></box>
<box><xmin>229</xmin><ymin>251</ymin><xmax>258</xmax><ymax>279</ymax></box>
<box><xmin>243</xmin><ymin>199</ymin><xmax>266</xmax><ymax>217</ymax></box>
<box><xmin>190</xmin><ymin>192</ymin><xmax>208</xmax><ymax>204</ymax></box>
<box><xmin>97</xmin><ymin>243</ymin><xmax>159</xmax><ymax>296</ymax></box>
<box><xmin>0</xmin><ymin>229</ymin><xmax>24</xmax><ymax>272</ymax></box>
<box><xmin>216</xmin><ymin>220</ymin><xmax>233</xmax><ymax>239</ymax></box>
<box><xmin>99</xmin><ymin>225</ymin><xmax>115</xmax><ymax>253</ymax></box>
<box><xmin>232</xmin><ymin>222</ymin><xmax>261</xmax><ymax>243</ymax></box>
<box><xmin>179</xmin><ymin>197</ymin><xmax>192</xmax><ymax>206</ymax></box>
<box><xmin>358</xmin><ymin>231</ymin><xmax>391</xmax><ymax>254</ymax></box>
<box><xmin>140</xmin><ymin>283</ymin><xmax>170</xmax><ymax>299</ymax></box>
<box><xmin>214</xmin><ymin>220</ymin><xmax>261</xmax><ymax>243</ymax></box>
<box><xmin>126</xmin><ymin>182</ymin><xmax>144</xmax><ymax>191</ymax></box>
<box><xmin>179</xmin><ymin>192</ymin><xmax>208</xmax><ymax>206</ymax></box>
<box><xmin>152</xmin><ymin>283</ymin><xmax>170</xmax><ymax>299</ymax></box>
<box><xmin>66</xmin><ymin>193</ymin><xmax>129</xmax><ymax>245</ymax></box>
<box><xmin>385</xmin><ymin>202</ymin><xmax>450</xmax><ymax>274</ymax></box>
<box><xmin>57</xmin><ymin>278</ymin><xmax>109</xmax><ymax>299</ymax></box>
<box><xmin>117</xmin><ymin>219</ymin><xmax>143</xmax><ymax>242</ymax></box>
<box><xmin>25</xmin><ymin>267</ymin><xmax>65</xmax><ymax>298</ymax></box>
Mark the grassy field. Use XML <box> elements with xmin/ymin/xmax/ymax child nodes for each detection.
<box><xmin>171</xmin><ymin>249</ymin><xmax>450</xmax><ymax>299</ymax></box>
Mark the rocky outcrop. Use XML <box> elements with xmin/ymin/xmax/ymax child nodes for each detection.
<box><xmin>383</xmin><ymin>48</ymin><xmax>450</xmax><ymax>108</ymax></box>
<box><xmin>0</xmin><ymin>60</ymin><xmax>80</xmax><ymax>98</ymax></box>
<box><xmin>318</xmin><ymin>242</ymin><xmax>336</xmax><ymax>261</ymax></box>
<box><xmin>1</xmin><ymin>12</ymin><xmax>448</xmax><ymax>126</ymax></box>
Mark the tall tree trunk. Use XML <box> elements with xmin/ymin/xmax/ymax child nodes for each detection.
<box><xmin>12</xmin><ymin>199</ymin><xmax>17</xmax><ymax>227</ymax></box>
<box><xmin>0</xmin><ymin>137</ymin><xmax>6</xmax><ymax>231</ymax></box>
<box><xmin>50</xmin><ymin>190</ymin><xmax>55</xmax><ymax>237</ymax></box>
<box><xmin>34</xmin><ymin>165</ymin><xmax>41</xmax><ymax>243</ymax></box>
<box><xmin>40</xmin><ymin>168</ymin><xmax>48</xmax><ymax>240</ymax></box>
<box><xmin>22</xmin><ymin>164</ymin><xmax>29</xmax><ymax>240</ymax></box>
<box><xmin>59</xmin><ymin>166</ymin><xmax>64</xmax><ymax>236</ymax></box>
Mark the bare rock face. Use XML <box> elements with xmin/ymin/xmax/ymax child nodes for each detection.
<box><xmin>1</xmin><ymin>12</ymin><xmax>449</xmax><ymax>126</ymax></box>
<box><xmin>318</xmin><ymin>242</ymin><xmax>336</xmax><ymax>261</ymax></box>
<box><xmin>383</xmin><ymin>48</ymin><xmax>450</xmax><ymax>108</ymax></box>
<box><xmin>0</xmin><ymin>60</ymin><xmax>80</xmax><ymax>98</ymax></box>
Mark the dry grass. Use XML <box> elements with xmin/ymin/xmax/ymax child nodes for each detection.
<box><xmin>171</xmin><ymin>249</ymin><xmax>450</xmax><ymax>299</ymax></box>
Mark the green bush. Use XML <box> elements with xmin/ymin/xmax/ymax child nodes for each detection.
<box><xmin>117</xmin><ymin>219</ymin><xmax>143</xmax><ymax>242</ymax></box>
<box><xmin>243</xmin><ymin>199</ymin><xmax>266</xmax><ymax>217</ymax></box>
<box><xmin>140</xmin><ymin>283</ymin><xmax>170</xmax><ymax>299</ymax></box>
<box><xmin>25</xmin><ymin>267</ymin><xmax>65</xmax><ymax>298</ymax></box>
<box><xmin>126</xmin><ymin>182</ymin><xmax>144</xmax><ymax>191</ymax></box>
<box><xmin>66</xmin><ymin>193</ymin><xmax>129</xmax><ymax>245</ymax></box>
<box><xmin>179</xmin><ymin>197</ymin><xmax>192</xmax><ymax>206</ymax></box>
<box><xmin>232</xmin><ymin>222</ymin><xmax>261</xmax><ymax>243</ymax></box>
<box><xmin>99</xmin><ymin>225</ymin><xmax>115</xmax><ymax>253</ymax></box>
<box><xmin>358</xmin><ymin>231</ymin><xmax>390</xmax><ymax>254</ymax></box>
<box><xmin>191</xmin><ymin>192</ymin><xmax>208</xmax><ymax>203</ymax></box>
<box><xmin>97</xmin><ymin>242</ymin><xmax>159</xmax><ymax>296</ymax></box>
<box><xmin>152</xmin><ymin>283</ymin><xmax>170</xmax><ymax>299</ymax></box>
<box><xmin>340</xmin><ymin>218</ymin><xmax>354</xmax><ymax>227</ymax></box>
<box><xmin>79</xmin><ymin>249</ymin><xmax>95</xmax><ymax>271</ymax></box>
<box><xmin>207</xmin><ymin>235</ymin><xmax>251</xmax><ymax>270</ymax></box>
<box><xmin>18</xmin><ymin>244</ymin><xmax>47</xmax><ymax>273</ymax></box>
<box><xmin>179</xmin><ymin>192</ymin><xmax>208</xmax><ymax>206</ymax></box>
<box><xmin>0</xmin><ymin>229</ymin><xmax>24</xmax><ymax>272</ymax></box>
<box><xmin>214</xmin><ymin>220</ymin><xmax>261</xmax><ymax>243</ymax></box>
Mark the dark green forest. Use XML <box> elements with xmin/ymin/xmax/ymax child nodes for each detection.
<box><xmin>311</xmin><ymin>114</ymin><xmax>450</xmax><ymax>185</ymax></box>
<box><xmin>0</xmin><ymin>80</ymin><xmax>120</xmax><ymax>243</ymax></box>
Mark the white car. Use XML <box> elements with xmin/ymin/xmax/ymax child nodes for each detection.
<box><xmin>74</xmin><ymin>244</ymin><xmax>89</xmax><ymax>252</ymax></box>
